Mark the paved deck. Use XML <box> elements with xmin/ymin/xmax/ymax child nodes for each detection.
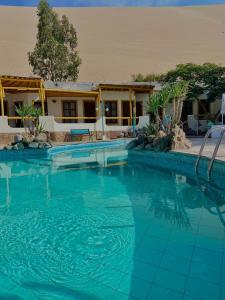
<box><xmin>173</xmin><ymin>138</ymin><xmax>225</xmax><ymax>161</ymax></box>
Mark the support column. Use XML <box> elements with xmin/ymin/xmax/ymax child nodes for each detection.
<box><xmin>133</xmin><ymin>93</ymin><xmax>136</xmax><ymax>126</ymax></box>
<box><xmin>129</xmin><ymin>88</ymin><xmax>132</xmax><ymax>126</ymax></box>
<box><xmin>98</xmin><ymin>88</ymin><xmax>101</xmax><ymax>118</ymax></box>
<box><xmin>0</xmin><ymin>80</ymin><xmax>4</xmax><ymax>116</ymax></box>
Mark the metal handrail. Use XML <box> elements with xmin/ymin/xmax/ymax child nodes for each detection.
<box><xmin>195</xmin><ymin>125</ymin><xmax>225</xmax><ymax>179</ymax></box>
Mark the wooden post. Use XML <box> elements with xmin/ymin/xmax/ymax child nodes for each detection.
<box><xmin>129</xmin><ymin>88</ymin><xmax>132</xmax><ymax>126</ymax></box>
<box><xmin>133</xmin><ymin>92</ymin><xmax>136</xmax><ymax>126</ymax></box>
<box><xmin>98</xmin><ymin>88</ymin><xmax>101</xmax><ymax>118</ymax></box>
<box><xmin>0</xmin><ymin>80</ymin><xmax>4</xmax><ymax>116</ymax></box>
<box><xmin>40</xmin><ymin>80</ymin><xmax>45</xmax><ymax>116</ymax></box>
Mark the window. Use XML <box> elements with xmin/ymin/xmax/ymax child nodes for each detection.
<box><xmin>33</xmin><ymin>101</ymin><xmax>48</xmax><ymax>115</ymax></box>
<box><xmin>62</xmin><ymin>101</ymin><xmax>77</xmax><ymax>123</ymax></box>
<box><xmin>105</xmin><ymin>101</ymin><xmax>118</xmax><ymax>124</ymax></box>
<box><xmin>198</xmin><ymin>100</ymin><xmax>210</xmax><ymax>118</ymax></box>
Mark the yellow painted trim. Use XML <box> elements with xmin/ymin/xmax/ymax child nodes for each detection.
<box><xmin>40</xmin><ymin>80</ymin><xmax>45</xmax><ymax>115</ymax></box>
<box><xmin>0</xmin><ymin>80</ymin><xmax>4</xmax><ymax>116</ymax></box>
<box><xmin>4</xmin><ymin>87</ymin><xmax>40</xmax><ymax>91</ymax></box>
<box><xmin>129</xmin><ymin>88</ymin><xmax>132</xmax><ymax>126</ymax></box>
<box><xmin>55</xmin><ymin>116</ymin><xmax>97</xmax><ymax>120</ymax></box>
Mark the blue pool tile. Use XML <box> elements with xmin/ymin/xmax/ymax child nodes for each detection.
<box><xmin>111</xmin><ymin>290</ymin><xmax>137</xmax><ymax>300</ymax></box>
<box><xmin>92</xmin><ymin>267</ymin><xmax>124</xmax><ymax>290</ymax></box>
<box><xmin>154</xmin><ymin>268</ymin><xmax>187</xmax><ymax>294</ymax></box>
<box><xmin>132</xmin><ymin>260</ymin><xmax>157</xmax><ymax>282</ymax></box>
<box><xmin>147</xmin><ymin>225</ymin><xmax>172</xmax><ymax>240</ymax></box>
<box><xmin>195</xmin><ymin>236</ymin><xmax>224</xmax><ymax>253</ymax></box>
<box><xmin>185</xmin><ymin>277</ymin><xmax>220</xmax><ymax>300</ymax></box>
<box><xmin>220</xmin><ymin>286</ymin><xmax>225</xmax><ymax>300</ymax></box>
<box><xmin>85</xmin><ymin>279</ymin><xmax>116</xmax><ymax>299</ymax></box>
<box><xmin>139</xmin><ymin>235</ymin><xmax>167</xmax><ymax>252</ymax></box>
<box><xmin>192</xmin><ymin>247</ymin><xmax>222</xmax><ymax>268</ymax></box>
<box><xmin>165</xmin><ymin>241</ymin><xmax>194</xmax><ymax>260</ymax></box>
<box><xmin>189</xmin><ymin>261</ymin><xmax>221</xmax><ymax>285</ymax></box>
<box><xmin>135</xmin><ymin>248</ymin><xmax>163</xmax><ymax>267</ymax></box>
<box><xmin>160</xmin><ymin>253</ymin><xmax>190</xmax><ymax>276</ymax></box>
<box><xmin>102</xmin><ymin>254</ymin><xmax>133</xmax><ymax>273</ymax></box>
<box><xmin>183</xmin><ymin>296</ymin><xmax>201</xmax><ymax>300</ymax></box>
<box><xmin>169</xmin><ymin>230</ymin><xmax>196</xmax><ymax>246</ymax></box>
<box><xmin>147</xmin><ymin>284</ymin><xmax>183</xmax><ymax>300</ymax></box>
<box><xmin>118</xmin><ymin>274</ymin><xmax>151</xmax><ymax>300</ymax></box>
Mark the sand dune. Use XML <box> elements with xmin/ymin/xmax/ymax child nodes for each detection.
<box><xmin>0</xmin><ymin>5</ymin><xmax>225</xmax><ymax>81</ymax></box>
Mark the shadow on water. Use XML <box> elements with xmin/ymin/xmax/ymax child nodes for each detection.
<box><xmin>21</xmin><ymin>281</ymin><xmax>99</xmax><ymax>300</ymax></box>
<box><xmin>92</xmin><ymin>161</ymin><xmax>225</xmax><ymax>299</ymax></box>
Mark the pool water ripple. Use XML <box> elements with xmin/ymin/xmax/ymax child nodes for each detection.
<box><xmin>0</xmin><ymin>146</ymin><xmax>224</xmax><ymax>299</ymax></box>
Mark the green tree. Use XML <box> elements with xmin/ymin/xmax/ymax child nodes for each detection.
<box><xmin>28</xmin><ymin>0</ymin><xmax>81</xmax><ymax>81</ymax></box>
<box><xmin>132</xmin><ymin>73</ymin><xmax>164</xmax><ymax>82</ymax></box>
<box><xmin>163</xmin><ymin>63</ymin><xmax>225</xmax><ymax>102</ymax></box>
<box><xmin>148</xmin><ymin>81</ymin><xmax>188</xmax><ymax>133</ymax></box>
<box><xmin>16</xmin><ymin>104</ymin><xmax>44</xmax><ymax>137</ymax></box>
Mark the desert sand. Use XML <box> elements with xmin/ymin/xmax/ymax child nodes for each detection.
<box><xmin>0</xmin><ymin>5</ymin><xmax>225</xmax><ymax>81</ymax></box>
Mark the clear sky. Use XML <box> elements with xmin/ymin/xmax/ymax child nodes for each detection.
<box><xmin>0</xmin><ymin>0</ymin><xmax>224</xmax><ymax>6</ymax></box>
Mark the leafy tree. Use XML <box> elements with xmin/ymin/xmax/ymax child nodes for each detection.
<box><xmin>16</xmin><ymin>104</ymin><xmax>44</xmax><ymax>137</ymax></box>
<box><xmin>148</xmin><ymin>81</ymin><xmax>188</xmax><ymax>133</ymax></box>
<box><xmin>132</xmin><ymin>73</ymin><xmax>164</xmax><ymax>82</ymax></box>
<box><xmin>28</xmin><ymin>0</ymin><xmax>81</xmax><ymax>81</ymax></box>
<box><xmin>163</xmin><ymin>63</ymin><xmax>225</xmax><ymax>102</ymax></box>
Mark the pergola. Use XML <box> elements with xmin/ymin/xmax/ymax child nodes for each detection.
<box><xmin>97</xmin><ymin>83</ymin><xmax>154</xmax><ymax>125</ymax></box>
<box><xmin>0</xmin><ymin>76</ymin><xmax>154</xmax><ymax>124</ymax></box>
<box><xmin>0</xmin><ymin>75</ymin><xmax>45</xmax><ymax>115</ymax></box>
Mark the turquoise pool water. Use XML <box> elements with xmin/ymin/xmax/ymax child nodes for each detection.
<box><xmin>0</xmin><ymin>145</ymin><xmax>224</xmax><ymax>299</ymax></box>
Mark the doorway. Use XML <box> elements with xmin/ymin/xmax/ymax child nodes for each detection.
<box><xmin>14</xmin><ymin>101</ymin><xmax>23</xmax><ymax>128</ymax></box>
<box><xmin>62</xmin><ymin>101</ymin><xmax>77</xmax><ymax>123</ymax></box>
<box><xmin>122</xmin><ymin>101</ymin><xmax>130</xmax><ymax>125</ymax></box>
<box><xmin>83</xmin><ymin>101</ymin><xmax>96</xmax><ymax>123</ymax></box>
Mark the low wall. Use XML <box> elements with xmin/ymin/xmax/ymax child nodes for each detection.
<box><xmin>0</xmin><ymin>116</ymin><xmax>150</xmax><ymax>143</ymax></box>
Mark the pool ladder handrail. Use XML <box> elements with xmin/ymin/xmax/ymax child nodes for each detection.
<box><xmin>195</xmin><ymin>126</ymin><xmax>225</xmax><ymax>180</ymax></box>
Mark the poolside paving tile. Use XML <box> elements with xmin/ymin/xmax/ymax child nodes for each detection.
<box><xmin>153</xmin><ymin>269</ymin><xmax>187</xmax><ymax>294</ymax></box>
<box><xmin>147</xmin><ymin>284</ymin><xmax>183</xmax><ymax>300</ymax></box>
<box><xmin>185</xmin><ymin>277</ymin><xmax>220</xmax><ymax>300</ymax></box>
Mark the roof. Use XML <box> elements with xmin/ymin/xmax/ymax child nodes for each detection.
<box><xmin>0</xmin><ymin>75</ymin><xmax>155</xmax><ymax>95</ymax></box>
<box><xmin>44</xmin><ymin>81</ymin><xmax>98</xmax><ymax>92</ymax></box>
<box><xmin>97</xmin><ymin>82</ymin><xmax>154</xmax><ymax>91</ymax></box>
<box><xmin>0</xmin><ymin>75</ymin><xmax>42</xmax><ymax>92</ymax></box>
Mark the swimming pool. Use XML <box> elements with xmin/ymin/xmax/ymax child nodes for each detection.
<box><xmin>0</xmin><ymin>143</ymin><xmax>224</xmax><ymax>299</ymax></box>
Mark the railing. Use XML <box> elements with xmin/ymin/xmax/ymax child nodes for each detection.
<box><xmin>54</xmin><ymin>117</ymin><xmax>97</xmax><ymax>121</ymax></box>
<box><xmin>195</xmin><ymin>126</ymin><xmax>225</xmax><ymax>179</ymax></box>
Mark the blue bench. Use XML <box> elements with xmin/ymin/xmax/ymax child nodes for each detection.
<box><xmin>70</xmin><ymin>129</ymin><xmax>92</xmax><ymax>141</ymax></box>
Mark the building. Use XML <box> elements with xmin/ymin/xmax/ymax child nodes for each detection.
<box><xmin>0</xmin><ymin>75</ymin><xmax>154</xmax><ymax>143</ymax></box>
